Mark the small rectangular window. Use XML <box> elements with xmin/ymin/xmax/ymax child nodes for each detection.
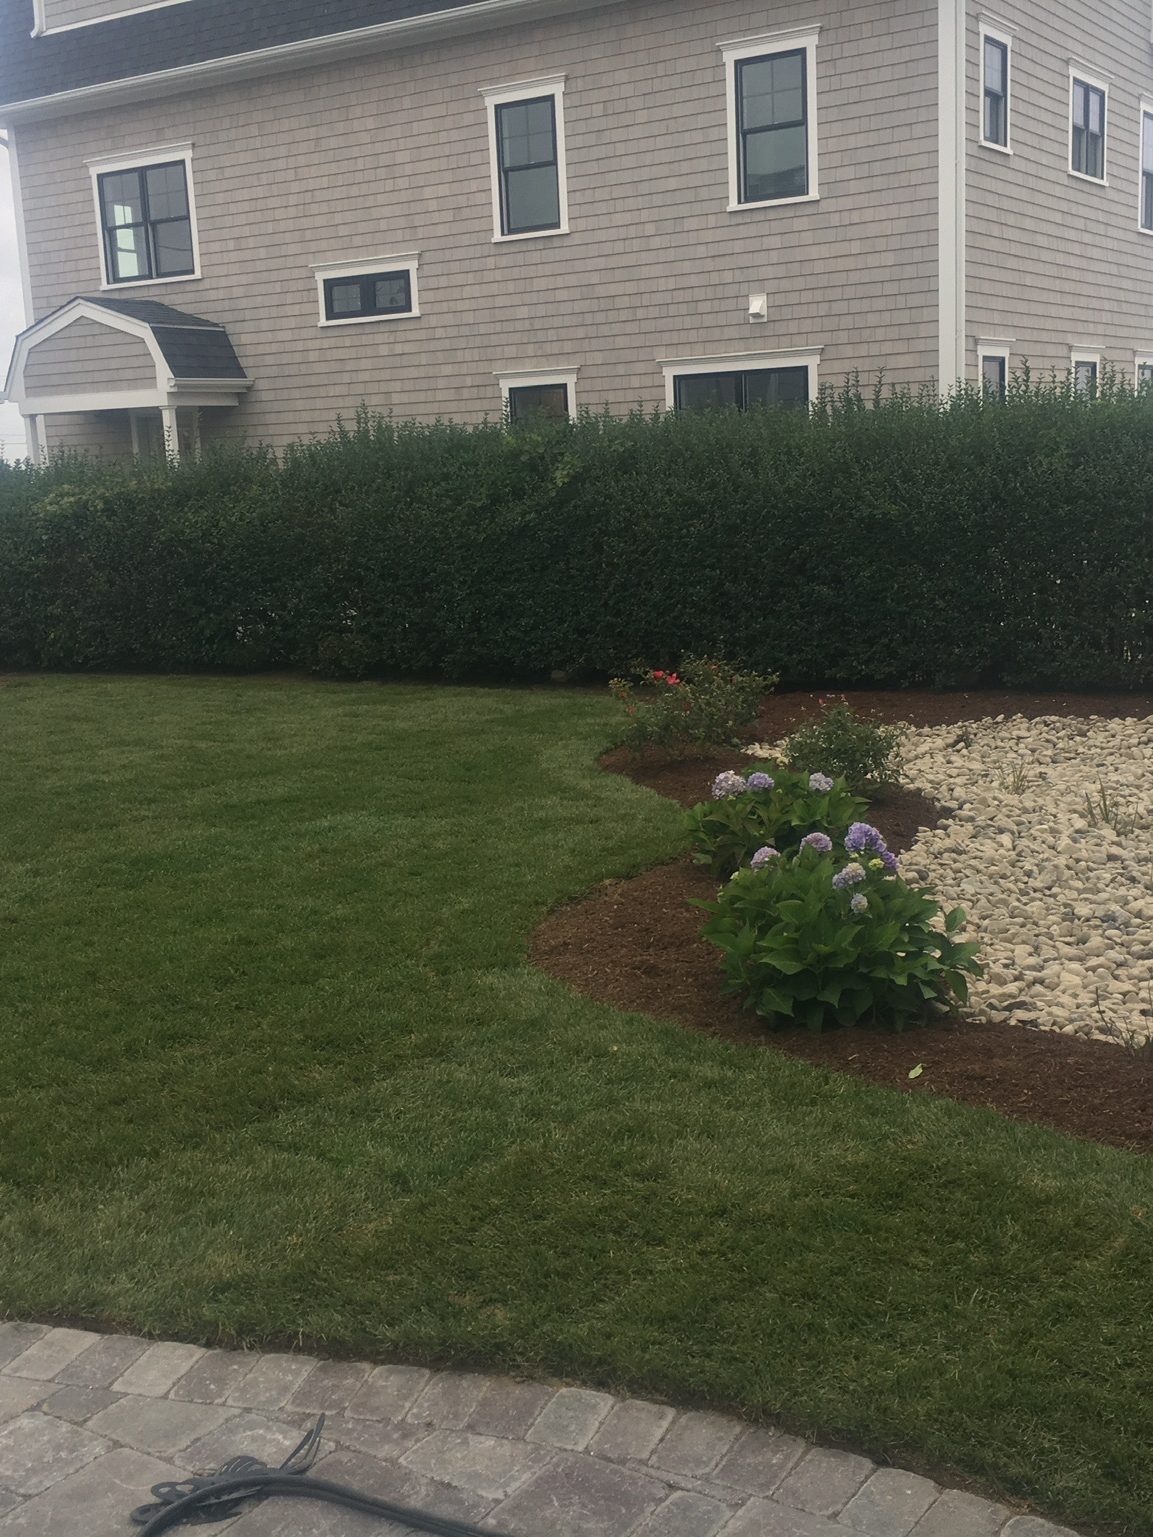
<box><xmin>1071</xmin><ymin>76</ymin><xmax>1106</xmax><ymax>180</ymax></box>
<box><xmin>97</xmin><ymin>158</ymin><xmax>194</xmax><ymax>284</ymax></box>
<box><xmin>1141</xmin><ymin>110</ymin><xmax>1153</xmax><ymax>231</ymax></box>
<box><xmin>980</xmin><ymin>354</ymin><xmax>1007</xmax><ymax>399</ymax></box>
<box><xmin>674</xmin><ymin>367</ymin><xmax>810</xmax><ymax>412</ymax></box>
<box><xmin>1074</xmin><ymin>358</ymin><xmax>1099</xmax><ymax>396</ymax></box>
<box><xmin>482</xmin><ymin>76</ymin><xmax>569</xmax><ymax>241</ymax></box>
<box><xmin>322</xmin><ymin>270</ymin><xmax>413</xmax><ymax>322</ymax></box>
<box><xmin>507</xmin><ymin>382</ymin><xmax>570</xmax><ymax>423</ymax></box>
<box><xmin>1137</xmin><ymin>361</ymin><xmax>1153</xmax><ymax>387</ymax></box>
<box><xmin>982</xmin><ymin>35</ymin><xmax>1010</xmax><ymax>148</ymax></box>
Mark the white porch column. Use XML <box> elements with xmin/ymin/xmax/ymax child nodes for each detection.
<box><xmin>26</xmin><ymin>414</ymin><xmax>47</xmax><ymax>465</ymax></box>
<box><xmin>160</xmin><ymin>405</ymin><xmax>181</xmax><ymax>463</ymax></box>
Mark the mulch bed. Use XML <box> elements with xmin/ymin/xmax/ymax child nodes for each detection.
<box><xmin>533</xmin><ymin>690</ymin><xmax>1153</xmax><ymax>1157</ymax></box>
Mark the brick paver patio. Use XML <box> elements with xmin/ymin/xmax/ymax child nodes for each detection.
<box><xmin>0</xmin><ymin>1322</ymin><xmax>1081</xmax><ymax>1537</ymax></box>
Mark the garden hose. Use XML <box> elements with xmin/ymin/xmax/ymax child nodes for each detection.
<box><xmin>129</xmin><ymin>1415</ymin><xmax>515</xmax><ymax>1535</ymax></box>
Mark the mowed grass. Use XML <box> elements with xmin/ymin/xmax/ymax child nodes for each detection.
<box><xmin>1</xmin><ymin>676</ymin><xmax>1151</xmax><ymax>1533</ymax></box>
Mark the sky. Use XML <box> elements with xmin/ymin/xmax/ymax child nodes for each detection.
<box><xmin>0</xmin><ymin>144</ymin><xmax>29</xmax><ymax>460</ymax></box>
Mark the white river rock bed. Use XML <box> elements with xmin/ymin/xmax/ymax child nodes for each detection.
<box><xmin>753</xmin><ymin>714</ymin><xmax>1153</xmax><ymax>1045</ymax></box>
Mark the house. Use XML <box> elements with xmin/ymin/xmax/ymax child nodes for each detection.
<box><xmin>1</xmin><ymin>0</ymin><xmax>1152</xmax><ymax>461</ymax></box>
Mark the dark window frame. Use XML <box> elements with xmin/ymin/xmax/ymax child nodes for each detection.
<box><xmin>672</xmin><ymin>366</ymin><xmax>812</xmax><ymax>413</ymax></box>
<box><xmin>1137</xmin><ymin>362</ymin><xmax>1153</xmax><ymax>388</ymax></box>
<box><xmin>982</xmin><ymin>35</ymin><xmax>1010</xmax><ymax>148</ymax></box>
<box><xmin>506</xmin><ymin>381</ymin><xmax>571</xmax><ymax>424</ymax></box>
<box><xmin>321</xmin><ymin>269</ymin><xmax>414</xmax><ymax>323</ymax></box>
<box><xmin>735</xmin><ymin>47</ymin><xmax>811</xmax><ymax>205</ymax></box>
<box><xmin>97</xmin><ymin>158</ymin><xmax>195</xmax><ymax>285</ymax></box>
<box><xmin>980</xmin><ymin>353</ymin><xmax>1007</xmax><ymax>400</ymax></box>
<box><xmin>1071</xmin><ymin>76</ymin><xmax>1106</xmax><ymax>181</ymax></box>
<box><xmin>1142</xmin><ymin>110</ymin><xmax>1153</xmax><ymax>231</ymax></box>
<box><xmin>1074</xmin><ymin>358</ymin><xmax>1099</xmax><ymax>397</ymax></box>
<box><xmin>495</xmin><ymin>93</ymin><xmax>562</xmax><ymax>237</ymax></box>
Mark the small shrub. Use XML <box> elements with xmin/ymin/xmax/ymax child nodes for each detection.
<box><xmin>786</xmin><ymin>699</ymin><xmax>907</xmax><ymax>790</ymax></box>
<box><xmin>697</xmin><ymin>828</ymin><xmax>981</xmax><ymax>1031</ymax></box>
<box><xmin>685</xmin><ymin>766</ymin><xmax>868</xmax><ymax>878</ymax></box>
<box><xmin>609</xmin><ymin>656</ymin><xmax>775</xmax><ymax>755</ymax></box>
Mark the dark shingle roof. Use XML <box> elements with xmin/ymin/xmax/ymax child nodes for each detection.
<box><xmin>0</xmin><ymin>0</ymin><xmax>487</xmax><ymax>107</ymax></box>
<box><xmin>81</xmin><ymin>295</ymin><xmax>248</xmax><ymax>380</ymax></box>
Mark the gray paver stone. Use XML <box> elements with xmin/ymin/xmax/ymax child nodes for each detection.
<box><xmin>54</xmin><ymin>1334</ymin><xmax>149</xmax><ymax>1389</ymax></box>
<box><xmin>635</xmin><ymin>1490</ymin><xmax>735</xmax><ymax>1537</ymax></box>
<box><xmin>0</xmin><ymin>1329</ymin><xmax>47</xmax><ymax>1374</ymax></box>
<box><xmin>525</xmin><ymin>1387</ymin><xmax>614</xmax><ymax>1451</ymax></box>
<box><xmin>910</xmin><ymin>1491</ymin><xmax>1012</xmax><ymax>1537</ymax></box>
<box><xmin>177</xmin><ymin>1411</ymin><xmax>315</xmax><ymax>1474</ymax></box>
<box><xmin>346</xmin><ymin>1364</ymin><xmax>431</xmax><ymax>1422</ymax></box>
<box><xmin>402</xmin><ymin>1429</ymin><xmax>553</xmax><ymax>1500</ymax></box>
<box><xmin>776</xmin><ymin>1448</ymin><xmax>875</xmax><ymax>1517</ymax></box>
<box><xmin>405</xmin><ymin>1373</ymin><xmax>489</xmax><ymax>1431</ymax></box>
<box><xmin>590</xmin><ymin>1400</ymin><xmax>675</xmax><ymax>1463</ymax></box>
<box><xmin>2</xmin><ymin>1330</ymin><xmax>103</xmax><ymax>1383</ymax></box>
<box><xmin>840</xmin><ymin>1469</ymin><xmax>942</xmax><ymax>1537</ymax></box>
<box><xmin>713</xmin><ymin>1428</ymin><xmax>807</xmax><ymax>1497</ymax></box>
<box><xmin>0</xmin><ymin>1385</ymin><xmax>45</xmax><ymax>1430</ymax></box>
<box><xmin>315</xmin><ymin>1412</ymin><xmax>429</xmax><ymax>1463</ymax></box>
<box><xmin>112</xmin><ymin>1342</ymin><xmax>206</xmax><ymax>1398</ymax></box>
<box><xmin>0</xmin><ymin>1413</ymin><xmax>110</xmax><ymax>1496</ymax></box>
<box><xmin>0</xmin><ymin>1447</ymin><xmax>186</xmax><ymax>1536</ymax></box>
<box><xmin>1001</xmin><ymin>1519</ymin><xmax>1079</xmax><ymax>1537</ymax></box>
<box><xmin>229</xmin><ymin>1498</ymin><xmax>412</xmax><ymax>1536</ymax></box>
<box><xmin>721</xmin><ymin>1498</ymin><xmax>847</xmax><ymax>1537</ymax></box>
<box><xmin>288</xmin><ymin>1361</ymin><xmax>372</xmax><ymax>1415</ymax></box>
<box><xmin>225</xmin><ymin>1354</ymin><xmax>319</xmax><ymax>1411</ymax></box>
<box><xmin>0</xmin><ymin>1494</ymin><xmax>18</xmax><ymax>1521</ymax></box>
<box><xmin>170</xmin><ymin>1349</ymin><xmax>259</xmax><ymax>1404</ymax></box>
<box><xmin>88</xmin><ymin>1395</ymin><xmax>237</xmax><ymax>1456</ymax></box>
<box><xmin>490</xmin><ymin>1450</ymin><xmax>666</xmax><ymax>1537</ymax></box>
<box><xmin>40</xmin><ymin>1386</ymin><xmax>120</xmax><ymax>1425</ymax></box>
<box><xmin>651</xmin><ymin>1412</ymin><xmax>743</xmax><ymax>1478</ymax></box>
<box><xmin>314</xmin><ymin>1446</ymin><xmax>494</xmax><ymax>1523</ymax></box>
<box><xmin>467</xmin><ymin>1378</ymin><xmax>554</xmax><ymax>1439</ymax></box>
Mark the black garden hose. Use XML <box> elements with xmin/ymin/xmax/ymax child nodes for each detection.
<box><xmin>129</xmin><ymin>1415</ymin><xmax>515</xmax><ymax>1534</ymax></box>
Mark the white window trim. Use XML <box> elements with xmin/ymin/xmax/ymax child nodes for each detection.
<box><xmin>310</xmin><ymin>254</ymin><xmax>421</xmax><ymax>327</ymax></box>
<box><xmin>86</xmin><ymin>141</ymin><xmax>202</xmax><ymax>288</ymax></box>
<box><xmin>976</xmin><ymin>339</ymin><xmax>1012</xmax><ymax>395</ymax></box>
<box><xmin>978</xmin><ymin>20</ymin><xmax>1013</xmax><ymax>154</ymax></box>
<box><xmin>1071</xmin><ymin>348</ymin><xmax>1102</xmax><ymax>395</ymax></box>
<box><xmin>1134</xmin><ymin>353</ymin><xmax>1153</xmax><ymax>387</ymax></box>
<box><xmin>1068</xmin><ymin>64</ymin><xmax>1109</xmax><ymax>185</ymax></box>
<box><xmin>495</xmin><ymin>368</ymin><xmax>579</xmax><ymax>420</ymax></box>
<box><xmin>1139</xmin><ymin>100</ymin><xmax>1153</xmax><ymax>234</ymax></box>
<box><xmin>719</xmin><ymin>28</ymin><xmax>820</xmax><ymax>211</ymax></box>
<box><xmin>480</xmin><ymin>74</ymin><xmax>569</xmax><ymax>243</ymax></box>
<box><xmin>659</xmin><ymin>348</ymin><xmax>822</xmax><ymax>411</ymax></box>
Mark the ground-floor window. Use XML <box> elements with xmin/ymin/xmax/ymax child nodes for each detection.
<box><xmin>977</xmin><ymin>345</ymin><xmax>1010</xmax><ymax>400</ymax></box>
<box><xmin>497</xmin><ymin>370</ymin><xmax>578</xmax><ymax>424</ymax></box>
<box><xmin>673</xmin><ymin>367</ymin><xmax>809</xmax><ymax>413</ymax></box>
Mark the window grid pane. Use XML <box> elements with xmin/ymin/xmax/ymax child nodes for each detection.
<box><xmin>675</xmin><ymin>367</ymin><xmax>809</xmax><ymax>413</ymax></box>
<box><xmin>1072</xmin><ymin>81</ymin><xmax>1105</xmax><ymax>178</ymax></box>
<box><xmin>98</xmin><ymin>160</ymin><xmax>194</xmax><ymax>284</ymax></box>
<box><xmin>323</xmin><ymin>270</ymin><xmax>413</xmax><ymax>321</ymax></box>
<box><xmin>737</xmin><ymin>49</ymin><xmax>809</xmax><ymax>204</ymax></box>
<box><xmin>983</xmin><ymin>39</ymin><xmax>1008</xmax><ymax>146</ymax></box>
<box><xmin>1075</xmin><ymin>361</ymin><xmax>1098</xmax><ymax>397</ymax></box>
<box><xmin>496</xmin><ymin>95</ymin><xmax>561</xmax><ymax>235</ymax></box>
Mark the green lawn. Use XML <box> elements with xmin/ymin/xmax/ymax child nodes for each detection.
<box><xmin>1</xmin><ymin>676</ymin><xmax>1151</xmax><ymax>1533</ymax></box>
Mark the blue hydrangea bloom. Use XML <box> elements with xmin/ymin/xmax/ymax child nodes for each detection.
<box><xmin>746</xmin><ymin>772</ymin><xmax>775</xmax><ymax>792</ymax></box>
<box><xmin>881</xmin><ymin>849</ymin><xmax>900</xmax><ymax>874</ymax></box>
<box><xmin>711</xmin><ymin>771</ymin><xmax>747</xmax><ymax>799</ymax></box>
<box><xmin>800</xmin><ymin>832</ymin><xmax>833</xmax><ymax>853</ymax></box>
<box><xmin>832</xmin><ymin>863</ymin><xmax>867</xmax><ymax>888</ymax></box>
<box><xmin>845</xmin><ymin>821</ymin><xmax>886</xmax><ymax>855</ymax></box>
<box><xmin>750</xmin><ymin>845</ymin><xmax>780</xmax><ymax>869</ymax></box>
<box><xmin>850</xmin><ymin>893</ymin><xmax>869</xmax><ymax>914</ymax></box>
<box><xmin>808</xmin><ymin>772</ymin><xmax>835</xmax><ymax>793</ymax></box>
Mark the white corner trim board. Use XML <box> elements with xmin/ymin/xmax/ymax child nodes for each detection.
<box><xmin>938</xmin><ymin>0</ymin><xmax>966</xmax><ymax>394</ymax></box>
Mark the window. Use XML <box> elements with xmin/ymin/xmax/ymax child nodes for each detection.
<box><xmin>87</xmin><ymin>144</ymin><xmax>199</xmax><ymax>286</ymax></box>
<box><xmin>979</xmin><ymin>346</ymin><xmax>1009</xmax><ymax>399</ymax></box>
<box><xmin>661</xmin><ymin>350</ymin><xmax>820</xmax><ymax>411</ymax></box>
<box><xmin>497</xmin><ymin>370</ymin><xmax>578</xmax><ymax>421</ymax></box>
<box><xmin>721</xmin><ymin>29</ymin><xmax>820</xmax><ymax>209</ymax></box>
<box><xmin>1136</xmin><ymin>357</ymin><xmax>1153</xmax><ymax>387</ymax></box>
<box><xmin>980</xmin><ymin>26</ymin><xmax>1011</xmax><ymax>150</ymax></box>
<box><xmin>311</xmin><ymin>255</ymin><xmax>420</xmax><ymax>326</ymax></box>
<box><xmin>1072</xmin><ymin>352</ymin><xmax>1100</xmax><ymax>396</ymax></box>
<box><xmin>1070</xmin><ymin>72</ymin><xmax>1107</xmax><ymax>181</ymax></box>
<box><xmin>482</xmin><ymin>76</ymin><xmax>569</xmax><ymax>241</ymax></box>
<box><xmin>1141</xmin><ymin>107</ymin><xmax>1153</xmax><ymax>231</ymax></box>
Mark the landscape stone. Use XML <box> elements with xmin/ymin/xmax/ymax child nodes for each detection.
<box><xmin>111</xmin><ymin>1342</ymin><xmax>206</xmax><ymax>1398</ymax></box>
<box><xmin>405</xmin><ymin>1372</ymin><xmax>489</xmax><ymax>1431</ymax></box>
<box><xmin>0</xmin><ymin>1414</ymin><xmax>110</xmax><ymax>1496</ymax></box>
<box><xmin>54</xmin><ymin>1334</ymin><xmax>149</xmax><ymax>1389</ymax></box>
<box><xmin>590</xmin><ymin>1399</ymin><xmax>676</xmax><ymax>1463</ymax></box>
<box><xmin>0</xmin><ymin>1331</ymin><xmax>103</xmax><ymax>1383</ymax></box>
<box><xmin>527</xmin><ymin>1387</ymin><xmax>614</xmax><ymax>1451</ymax></box>
<box><xmin>650</xmin><ymin>1412</ymin><xmax>743</xmax><ymax>1478</ymax></box>
<box><xmin>288</xmin><ymin>1361</ymin><xmax>372</xmax><ymax>1415</ymax></box>
<box><xmin>169</xmin><ymin>1348</ymin><xmax>259</xmax><ymax>1404</ymax></box>
<box><xmin>87</xmin><ymin>1395</ymin><xmax>236</xmax><ymax>1456</ymax></box>
<box><xmin>909</xmin><ymin>1490</ymin><xmax>1012</xmax><ymax>1537</ymax></box>
<box><xmin>839</xmin><ymin>1468</ymin><xmax>941</xmax><ymax>1537</ymax></box>
<box><xmin>712</xmin><ymin>1427</ymin><xmax>807</xmax><ymax>1497</ymax></box>
<box><xmin>775</xmin><ymin>1448</ymin><xmax>875</xmax><ymax>1517</ymax></box>
<box><xmin>490</xmin><ymin>1451</ymin><xmax>666</xmax><ymax>1537</ymax></box>
<box><xmin>401</xmin><ymin>1428</ymin><xmax>553</xmax><ymax>1499</ymax></box>
<box><xmin>225</xmin><ymin>1353</ymin><xmax>320</xmax><ymax>1411</ymax></box>
<box><xmin>346</xmin><ymin>1364</ymin><xmax>432</xmax><ymax>1422</ymax></box>
<box><xmin>635</xmin><ymin>1490</ymin><xmax>734</xmax><ymax>1537</ymax></box>
<box><xmin>0</xmin><ymin>1448</ymin><xmax>186</xmax><ymax>1536</ymax></box>
<box><xmin>467</xmin><ymin>1377</ymin><xmax>554</xmax><ymax>1439</ymax></box>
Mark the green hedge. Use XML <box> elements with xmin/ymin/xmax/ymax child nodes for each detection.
<box><xmin>1</xmin><ymin>381</ymin><xmax>1151</xmax><ymax>687</ymax></box>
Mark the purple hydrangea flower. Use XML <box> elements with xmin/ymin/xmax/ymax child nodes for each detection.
<box><xmin>746</xmin><ymin>771</ymin><xmax>775</xmax><ymax>792</ymax></box>
<box><xmin>800</xmin><ymin>832</ymin><xmax>833</xmax><ymax>853</ymax></box>
<box><xmin>850</xmin><ymin>893</ymin><xmax>869</xmax><ymax>914</ymax></box>
<box><xmin>845</xmin><ymin>821</ymin><xmax>887</xmax><ymax>855</ymax></box>
<box><xmin>808</xmin><ymin>772</ymin><xmax>835</xmax><ymax>793</ymax></box>
<box><xmin>750</xmin><ymin>845</ymin><xmax>780</xmax><ymax>869</ymax></box>
<box><xmin>711</xmin><ymin>771</ymin><xmax>747</xmax><ymax>799</ymax></box>
<box><xmin>832</xmin><ymin>863</ymin><xmax>867</xmax><ymax>888</ymax></box>
<box><xmin>881</xmin><ymin>849</ymin><xmax>900</xmax><ymax>874</ymax></box>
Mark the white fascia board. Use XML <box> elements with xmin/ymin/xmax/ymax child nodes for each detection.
<box><xmin>1</xmin><ymin>0</ymin><xmax>611</xmax><ymax>124</ymax></box>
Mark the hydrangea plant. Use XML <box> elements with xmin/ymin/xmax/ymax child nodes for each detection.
<box><xmin>686</xmin><ymin>766</ymin><xmax>868</xmax><ymax>877</ymax></box>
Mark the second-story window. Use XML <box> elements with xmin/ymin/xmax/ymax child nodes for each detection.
<box><xmin>981</xmin><ymin>31</ymin><xmax>1010</xmax><ymax>149</ymax></box>
<box><xmin>95</xmin><ymin>156</ymin><xmax>196</xmax><ymax>284</ymax></box>
<box><xmin>1070</xmin><ymin>75</ymin><xmax>1106</xmax><ymax>181</ymax></box>
<box><xmin>482</xmin><ymin>76</ymin><xmax>569</xmax><ymax>241</ymax></box>
<box><xmin>721</xmin><ymin>30</ymin><xmax>820</xmax><ymax>210</ymax></box>
<box><xmin>1142</xmin><ymin>109</ymin><xmax>1153</xmax><ymax>232</ymax></box>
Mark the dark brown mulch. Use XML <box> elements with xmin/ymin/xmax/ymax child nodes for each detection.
<box><xmin>535</xmin><ymin>691</ymin><xmax>1153</xmax><ymax>1157</ymax></box>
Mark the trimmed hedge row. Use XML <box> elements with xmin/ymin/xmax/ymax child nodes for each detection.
<box><xmin>0</xmin><ymin>383</ymin><xmax>1151</xmax><ymax>687</ymax></box>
